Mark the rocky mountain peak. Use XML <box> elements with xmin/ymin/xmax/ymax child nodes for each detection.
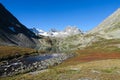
<box><xmin>64</xmin><ymin>26</ymin><xmax>82</xmax><ymax>34</ymax></box>
<box><xmin>30</xmin><ymin>26</ymin><xmax>83</xmax><ymax>38</ymax></box>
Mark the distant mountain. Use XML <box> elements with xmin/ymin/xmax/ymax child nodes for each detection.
<box><xmin>30</xmin><ymin>26</ymin><xmax>83</xmax><ymax>38</ymax></box>
<box><xmin>0</xmin><ymin>3</ymin><xmax>39</xmax><ymax>48</ymax></box>
<box><xmin>30</xmin><ymin>28</ymin><xmax>50</xmax><ymax>36</ymax></box>
<box><xmin>89</xmin><ymin>8</ymin><xmax>120</xmax><ymax>39</ymax></box>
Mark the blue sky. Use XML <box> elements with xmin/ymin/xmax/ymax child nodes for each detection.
<box><xmin>1</xmin><ymin>0</ymin><xmax>120</xmax><ymax>32</ymax></box>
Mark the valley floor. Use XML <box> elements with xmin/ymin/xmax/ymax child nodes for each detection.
<box><xmin>1</xmin><ymin>50</ymin><xmax>120</xmax><ymax>80</ymax></box>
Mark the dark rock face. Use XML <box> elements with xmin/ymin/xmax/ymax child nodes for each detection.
<box><xmin>0</xmin><ymin>3</ymin><xmax>39</xmax><ymax>48</ymax></box>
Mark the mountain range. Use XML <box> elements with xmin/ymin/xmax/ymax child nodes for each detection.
<box><xmin>30</xmin><ymin>26</ymin><xmax>83</xmax><ymax>38</ymax></box>
<box><xmin>0</xmin><ymin>3</ymin><xmax>120</xmax><ymax>52</ymax></box>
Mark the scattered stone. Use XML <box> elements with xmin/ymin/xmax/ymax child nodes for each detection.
<box><xmin>78</xmin><ymin>77</ymin><xmax>92</xmax><ymax>80</ymax></box>
<box><xmin>116</xmin><ymin>71</ymin><xmax>120</xmax><ymax>73</ymax></box>
<box><xmin>0</xmin><ymin>53</ymin><xmax>74</xmax><ymax>77</ymax></box>
<box><xmin>78</xmin><ymin>78</ymin><xmax>98</xmax><ymax>80</ymax></box>
<box><xmin>91</xmin><ymin>70</ymin><xmax>100</xmax><ymax>74</ymax></box>
<box><xmin>28</xmin><ymin>69</ymin><xmax>49</xmax><ymax>75</ymax></box>
<box><xmin>70</xmin><ymin>68</ymin><xmax>80</xmax><ymax>71</ymax></box>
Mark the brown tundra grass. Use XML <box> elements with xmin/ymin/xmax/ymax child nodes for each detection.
<box><xmin>0</xmin><ymin>46</ymin><xmax>37</xmax><ymax>61</ymax></box>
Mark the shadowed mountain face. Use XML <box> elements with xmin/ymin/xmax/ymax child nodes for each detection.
<box><xmin>0</xmin><ymin>3</ymin><xmax>39</xmax><ymax>48</ymax></box>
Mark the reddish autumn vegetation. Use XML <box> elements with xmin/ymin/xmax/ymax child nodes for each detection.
<box><xmin>59</xmin><ymin>47</ymin><xmax>120</xmax><ymax>66</ymax></box>
<box><xmin>76</xmin><ymin>52</ymin><xmax>120</xmax><ymax>62</ymax></box>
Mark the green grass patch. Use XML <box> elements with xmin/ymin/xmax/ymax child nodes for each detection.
<box><xmin>102</xmin><ymin>69</ymin><xmax>113</xmax><ymax>73</ymax></box>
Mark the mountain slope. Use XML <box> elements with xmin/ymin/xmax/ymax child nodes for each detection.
<box><xmin>56</xmin><ymin>8</ymin><xmax>120</xmax><ymax>51</ymax></box>
<box><xmin>0</xmin><ymin>3</ymin><xmax>39</xmax><ymax>48</ymax></box>
<box><xmin>89</xmin><ymin>8</ymin><xmax>120</xmax><ymax>39</ymax></box>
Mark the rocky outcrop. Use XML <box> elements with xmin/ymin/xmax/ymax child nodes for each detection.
<box><xmin>0</xmin><ymin>3</ymin><xmax>39</xmax><ymax>48</ymax></box>
<box><xmin>55</xmin><ymin>34</ymin><xmax>102</xmax><ymax>51</ymax></box>
<box><xmin>38</xmin><ymin>36</ymin><xmax>53</xmax><ymax>51</ymax></box>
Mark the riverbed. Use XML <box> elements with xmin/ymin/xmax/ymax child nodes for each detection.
<box><xmin>0</xmin><ymin>53</ymin><xmax>74</xmax><ymax>77</ymax></box>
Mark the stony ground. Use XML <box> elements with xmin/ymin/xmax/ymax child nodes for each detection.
<box><xmin>1</xmin><ymin>59</ymin><xmax>120</xmax><ymax>80</ymax></box>
<box><xmin>1</xmin><ymin>51</ymin><xmax>120</xmax><ymax>80</ymax></box>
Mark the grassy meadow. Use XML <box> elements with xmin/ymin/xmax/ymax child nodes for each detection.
<box><xmin>1</xmin><ymin>39</ymin><xmax>120</xmax><ymax>80</ymax></box>
<box><xmin>0</xmin><ymin>46</ymin><xmax>37</xmax><ymax>61</ymax></box>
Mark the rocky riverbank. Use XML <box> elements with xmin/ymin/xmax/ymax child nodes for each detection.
<box><xmin>0</xmin><ymin>53</ymin><xmax>74</xmax><ymax>77</ymax></box>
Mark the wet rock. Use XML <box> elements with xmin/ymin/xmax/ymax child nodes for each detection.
<box><xmin>0</xmin><ymin>53</ymin><xmax>74</xmax><ymax>77</ymax></box>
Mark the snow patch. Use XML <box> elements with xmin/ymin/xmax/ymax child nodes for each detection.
<box><xmin>30</xmin><ymin>26</ymin><xmax>83</xmax><ymax>37</ymax></box>
<box><xmin>8</xmin><ymin>26</ymin><xmax>16</xmax><ymax>32</ymax></box>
